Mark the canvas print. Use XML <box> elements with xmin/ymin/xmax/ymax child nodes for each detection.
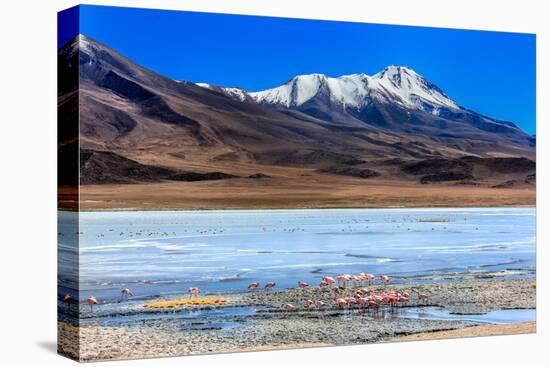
<box><xmin>57</xmin><ymin>5</ymin><xmax>536</xmax><ymax>362</ymax></box>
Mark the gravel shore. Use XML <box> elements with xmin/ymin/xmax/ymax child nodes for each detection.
<box><xmin>58</xmin><ymin>279</ymin><xmax>536</xmax><ymax>361</ymax></box>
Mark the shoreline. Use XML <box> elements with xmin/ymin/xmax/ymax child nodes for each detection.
<box><xmin>396</xmin><ymin>321</ymin><xmax>536</xmax><ymax>341</ymax></box>
<box><xmin>59</xmin><ymin>279</ymin><xmax>536</xmax><ymax>361</ymax></box>
<box><xmin>58</xmin><ymin>204</ymin><xmax>537</xmax><ymax>213</ymax></box>
<box><xmin>60</xmin><ymin>177</ymin><xmax>535</xmax><ymax>211</ymax></box>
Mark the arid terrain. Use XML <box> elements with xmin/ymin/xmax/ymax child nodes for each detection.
<box><xmin>58</xmin><ymin>35</ymin><xmax>535</xmax><ymax>210</ymax></box>
<box><xmin>73</xmin><ymin>177</ymin><xmax>535</xmax><ymax>210</ymax></box>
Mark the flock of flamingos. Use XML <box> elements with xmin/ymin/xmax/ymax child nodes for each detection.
<box><xmin>62</xmin><ymin>272</ymin><xmax>429</xmax><ymax>313</ymax></box>
<box><xmin>248</xmin><ymin>273</ymin><xmax>429</xmax><ymax>313</ymax></box>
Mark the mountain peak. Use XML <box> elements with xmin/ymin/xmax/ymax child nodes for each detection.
<box><xmin>246</xmin><ymin>66</ymin><xmax>458</xmax><ymax>111</ymax></box>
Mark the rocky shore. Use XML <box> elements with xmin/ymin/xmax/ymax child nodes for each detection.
<box><xmin>58</xmin><ymin>279</ymin><xmax>536</xmax><ymax>361</ymax></box>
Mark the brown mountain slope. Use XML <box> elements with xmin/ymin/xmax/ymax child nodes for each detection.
<box><xmin>57</xmin><ymin>35</ymin><xmax>535</xmax><ymax>209</ymax></box>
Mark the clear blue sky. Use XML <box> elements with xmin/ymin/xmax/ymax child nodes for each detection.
<box><xmin>59</xmin><ymin>5</ymin><xmax>536</xmax><ymax>134</ymax></box>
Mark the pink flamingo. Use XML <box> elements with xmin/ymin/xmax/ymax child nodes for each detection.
<box><xmin>335</xmin><ymin>298</ymin><xmax>348</xmax><ymax>309</ymax></box>
<box><xmin>247</xmin><ymin>282</ymin><xmax>260</xmax><ymax>291</ymax></box>
<box><xmin>351</xmin><ymin>275</ymin><xmax>363</xmax><ymax>287</ymax></box>
<box><xmin>387</xmin><ymin>294</ymin><xmax>399</xmax><ymax>310</ymax></box>
<box><xmin>355</xmin><ymin>288</ymin><xmax>368</xmax><ymax>296</ymax></box>
<box><xmin>418</xmin><ymin>293</ymin><xmax>429</xmax><ymax>303</ymax></box>
<box><xmin>368</xmin><ymin>299</ymin><xmax>380</xmax><ymax>311</ymax></box>
<box><xmin>319</xmin><ymin>281</ymin><xmax>329</xmax><ymax>288</ymax></box>
<box><xmin>305</xmin><ymin>299</ymin><xmax>316</xmax><ymax>310</ymax></box>
<box><xmin>357</xmin><ymin>273</ymin><xmax>367</xmax><ymax>286</ymax></box>
<box><xmin>337</xmin><ymin>274</ymin><xmax>352</xmax><ymax>288</ymax></box>
<box><xmin>298</xmin><ymin>281</ymin><xmax>309</xmax><ymax>289</ymax></box>
<box><xmin>281</xmin><ymin>303</ymin><xmax>296</xmax><ymax>312</ymax></box>
<box><xmin>380</xmin><ymin>275</ymin><xmax>391</xmax><ymax>286</ymax></box>
<box><xmin>355</xmin><ymin>296</ymin><xmax>369</xmax><ymax>311</ymax></box>
<box><xmin>314</xmin><ymin>300</ymin><xmax>326</xmax><ymax>310</ymax></box>
<box><xmin>322</xmin><ymin>276</ymin><xmax>336</xmax><ymax>286</ymax></box>
<box><xmin>87</xmin><ymin>296</ymin><xmax>99</xmax><ymax>312</ymax></box>
<box><xmin>120</xmin><ymin>288</ymin><xmax>133</xmax><ymax>301</ymax></box>
<box><xmin>332</xmin><ymin>287</ymin><xmax>341</xmax><ymax>295</ymax></box>
<box><xmin>363</xmin><ymin>273</ymin><xmax>375</xmax><ymax>285</ymax></box>
<box><xmin>188</xmin><ymin>287</ymin><xmax>201</xmax><ymax>297</ymax></box>
<box><xmin>265</xmin><ymin>282</ymin><xmax>276</xmax><ymax>291</ymax></box>
<box><xmin>62</xmin><ymin>294</ymin><xmax>74</xmax><ymax>311</ymax></box>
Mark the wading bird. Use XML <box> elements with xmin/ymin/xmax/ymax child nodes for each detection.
<box><xmin>265</xmin><ymin>282</ymin><xmax>276</xmax><ymax>290</ymax></box>
<box><xmin>87</xmin><ymin>296</ymin><xmax>99</xmax><ymax>312</ymax></box>
<box><xmin>337</xmin><ymin>274</ymin><xmax>352</xmax><ymax>288</ymax></box>
<box><xmin>281</xmin><ymin>303</ymin><xmax>296</xmax><ymax>312</ymax></box>
<box><xmin>322</xmin><ymin>276</ymin><xmax>336</xmax><ymax>286</ymax></box>
<box><xmin>247</xmin><ymin>282</ymin><xmax>260</xmax><ymax>291</ymax></box>
<box><xmin>188</xmin><ymin>287</ymin><xmax>201</xmax><ymax>297</ymax></box>
<box><xmin>120</xmin><ymin>288</ymin><xmax>133</xmax><ymax>301</ymax></box>
<box><xmin>62</xmin><ymin>294</ymin><xmax>74</xmax><ymax>311</ymax></box>
<box><xmin>298</xmin><ymin>281</ymin><xmax>309</xmax><ymax>289</ymax></box>
<box><xmin>380</xmin><ymin>275</ymin><xmax>391</xmax><ymax>286</ymax></box>
<box><xmin>314</xmin><ymin>300</ymin><xmax>327</xmax><ymax>310</ymax></box>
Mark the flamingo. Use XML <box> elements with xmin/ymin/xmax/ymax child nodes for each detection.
<box><xmin>357</xmin><ymin>273</ymin><xmax>367</xmax><ymax>286</ymax></box>
<box><xmin>319</xmin><ymin>281</ymin><xmax>329</xmax><ymax>288</ymax></box>
<box><xmin>368</xmin><ymin>299</ymin><xmax>380</xmax><ymax>311</ymax></box>
<box><xmin>63</xmin><ymin>294</ymin><xmax>73</xmax><ymax>302</ymax></box>
<box><xmin>355</xmin><ymin>288</ymin><xmax>368</xmax><ymax>296</ymax></box>
<box><xmin>314</xmin><ymin>300</ymin><xmax>326</xmax><ymax>310</ymax></box>
<box><xmin>336</xmin><ymin>274</ymin><xmax>352</xmax><ymax>288</ymax></box>
<box><xmin>120</xmin><ymin>288</ymin><xmax>133</xmax><ymax>301</ymax></box>
<box><xmin>247</xmin><ymin>282</ymin><xmax>260</xmax><ymax>291</ymax></box>
<box><xmin>62</xmin><ymin>294</ymin><xmax>74</xmax><ymax>311</ymax></box>
<box><xmin>305</xmin><ymin>299</ymin><xmax>316</xmax><ymax>310</ymax></box>
<box><xmin>387</xmin><ymin>294</ymin><xmax>399</xmax><ymax>310</ymax></box>
<box><xmin>363</xmin><ymin>273</ymin><xmax>375</xmax><ymax>285</ymax></box>
<box><xmin>343</xmin><ymin>296</ymin><xmax>359</xmax><ymax>311</ymax></box>
<box><xmin>335</xmin><ymin>298</ymin><xmax>348</xmax><ymax>309</ymax></box>
<box><xmin>418</xmin><ymin>293</ymin><xmax>429</xmax><ymax>303</ymax></box>
<box><xmin>87</xmin><ymin>296</ymin><xmax>99</xmax><ymax>312</ymax></box>
<box><xmin>298</xmin><ymin>281</ymin><xmax>309</xmax><ymax>289</ymax></box>
<box><xmin>398</xmin><ymin>293</ymin><xmax>410</xmax><ymax>305</ymax></box>
<box><xmin>380</xmin><ymin>275</ymin><xmax>391</xmax><ymax>286</ymax></box>
<box><xmin>322</xmin><ymin>276</ymin><xmax>336</xmax><ymax>287</ymax></box>
<box><xmin>265</xmin><ymin>282</ymin><xmax>276</xmax><ymax>291</ymax></box>
<box><xmin>281</xmin><ymin>303</ymin><xmax>296</xmax><ymax>312</ymax></box>
<box><xmin>351</xmin><ymin>275</ymin><xmax>362</xmax><ymax>287</ymax></box>
<box><xmin>188</xmin><ymin>287</ymin><xmax>201</xmax><ymax>297</ymax></box>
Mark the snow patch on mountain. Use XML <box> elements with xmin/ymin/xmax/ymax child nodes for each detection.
<box><xmin>193</xmin><ymin>83</ymin><xmax>250</xmax><ymax>102</ymax></box>
<box><xmin>370</xmin><ymin>66</ymin><xmax>458</xmax><ymax>110</ymax></box>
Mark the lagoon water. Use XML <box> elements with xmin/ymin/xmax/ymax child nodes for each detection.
<box><xmin>58</xmin><ymin>208</ymin><xmax>535</xmax><ymax>304</ymax></box>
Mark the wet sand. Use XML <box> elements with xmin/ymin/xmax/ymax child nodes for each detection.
<box><xmin>58</xmin><ymin>279</ymin><xmax>535</xmax><ymax>361</ymax></box>
<box><xmin>397</xmin><ymin>321</ymin><xmax>536</xmax><ymax>341</ymax></box>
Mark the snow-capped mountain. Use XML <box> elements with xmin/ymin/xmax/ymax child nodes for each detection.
<box><xmin>193</xmin><ymin>66</ymin><xmax>529</xmax><ymax>139</ymax></box>
<box><xmin>196</xmin><ymin>66</ymin><xmax>460</xmax><ymax>114</ymax></box>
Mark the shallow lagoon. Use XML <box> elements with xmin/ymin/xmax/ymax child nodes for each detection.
<box><xmin>58</xmin><ymin>207</ymin><xmax>535</xmax><ymax>304</ymax></box>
